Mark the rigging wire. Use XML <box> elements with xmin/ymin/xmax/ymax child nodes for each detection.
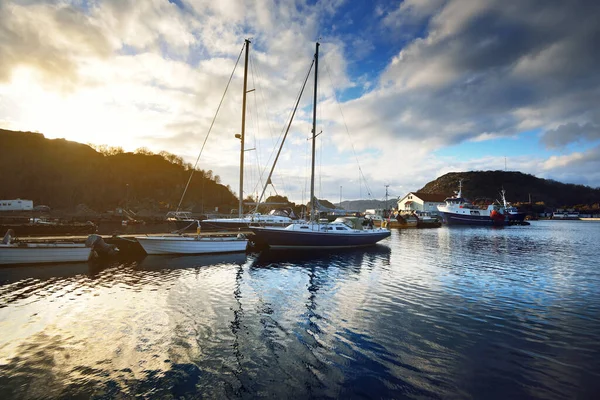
<box><xmin>323</xmin><ymin>60</ymin><xmax>373</xmax><ymax>198</ymax></box>
<box><xmin>252</xmin><ymin>58</ymin><xmax>315</xmax><ymax>212</ymax></box>
<box><xmin>317</xmin><ymin>72</ymin><xmax>323</xmax><ymax>200</ymax></box>
<box><xmin>249</xmin><ymin>51</ymin><xmax>292</xmax><ymax>199</ymax></box>
<box><xmin>176</xmin><ymin>42</ymin><xmax>246</xmax><ymax>211</ymax></box>
<box><xmin>248</xmin><ymin>53</ymin><xmax>261</xmax><ymax>202</ymax></box>
<box><xmin>252</xmin><ymin>58</ymin><xmax>316</xmax><ymax>206</ymax></box>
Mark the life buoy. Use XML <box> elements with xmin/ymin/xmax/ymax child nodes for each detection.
<box><xmin>490</xmin><ymin>210</ymin><xmax>504</xmax><ymax>222</ymax></box>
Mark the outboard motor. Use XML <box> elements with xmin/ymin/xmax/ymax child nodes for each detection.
<box><xmin>85</xmin><ymin>234</ymin><xmax>118</xmax><ymax>257</ymax></box>
<box><xmin>2</xmin><ymin>229</ymin><xmax>15</xmax><ymax>245</ymax></box>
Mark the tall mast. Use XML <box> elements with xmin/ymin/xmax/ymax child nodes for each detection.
<box><xmin>239</xmin><ymin>39</ymin><xmax>250</xmax><ymax>218</ymax></box>
<box><xmin>310</xmin><ymin>42</ymin><xmax>319</xmax><ymax>222</ymax></box>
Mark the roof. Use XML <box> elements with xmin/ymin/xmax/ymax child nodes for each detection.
<box><xmin>399</xmin><ymin>192</ymin><xmax>447</xmax><ymax>203</ymax></box>
<box><xmin>413</xmin><ymin>192</ymin><xmax>448</xmax><ymax>202</ymax></box>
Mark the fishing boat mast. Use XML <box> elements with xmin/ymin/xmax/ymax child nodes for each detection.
<box><xmin>238</xmin><ymin>39</ymin><xmax>250</xmax><ymax>218</ymax></box>
<box><xmin>310</xmin><ymin>42</ymin><xmax>319</xmax><ymax>223</ymax></box>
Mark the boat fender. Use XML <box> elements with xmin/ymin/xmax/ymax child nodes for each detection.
<box><xmin>85</xmin><ymin>234</ymin><xmax>118</xmax><ymax>257</ymax></box>
<box><xmin>382</xmin><ymin>220</ymin><xmax>388</xmax><ymax>228</ymax></box>
<box><xmin>2</xmin><ymin>229</ymin><xmax>15</xmax><ymax>245</ymax></box>
<box><xmin>237</xmin><ymin>233</ymin><xmax>246</xmax><ymax>239</ymax></box>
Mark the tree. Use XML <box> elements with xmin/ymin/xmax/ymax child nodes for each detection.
<box><xmin>88</xmin><ymin>144</ymin><xmax>125</xmax><ymax>156</ymax></box>
<box><xmin>135</xmin><ymin>147</ymin><xmax>154</xmax><ymax>155</ymax></box>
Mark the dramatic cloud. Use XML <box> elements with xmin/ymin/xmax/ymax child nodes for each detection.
<box><xmin>542</xmin><ymin>122</ymin><xmax>600</xmax><ymax>149</ymax></box>
<box><xmin>1</xmin><ymin>0</ymin><xmax>600</xmax><ymax>202</ymax></box>
<box><xmin>0</xmin><ymin>2</ymin><xmax>113</xmax><ymax>90</ymax></box>
<box><xmin>374</xmin><ymin>0</ymin><xmax>600</xmax><ymax>146</ymax></box>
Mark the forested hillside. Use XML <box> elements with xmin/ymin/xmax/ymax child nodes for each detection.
<box><xmin>0</xmin><ymin>129</ymin><xmax>238</xmax><ymax>214</ymax></box>
<box><xmin>419</xmin><ymin>171</ymin><xmax>600</xmax><ymax>208</ymax></box>
<box><xmin>3</xmin><ymin>130</ymin><xmax>599</xmax><ymax>215</ymax></box>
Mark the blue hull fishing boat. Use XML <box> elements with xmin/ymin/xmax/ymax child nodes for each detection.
<box><xmin>437</xmin><ymin>181</ymin><xmax>507</xmax><ymax>226</ymax></box>
<box><xmin>250</xmin><ymin>43</ymin><xmax>390</xmax><ymax>249</ymax></box>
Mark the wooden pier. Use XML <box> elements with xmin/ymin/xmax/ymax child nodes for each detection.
<box><xmin>14</xmin><ymin>231</ymin><xmax>253</xmax><ymax>258</ymax></box>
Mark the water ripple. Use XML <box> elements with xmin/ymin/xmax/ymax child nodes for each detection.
<box><xmin>1</xmin><ymin>221</ymin><xmax>599</xmax><ymax>398</ymax></box>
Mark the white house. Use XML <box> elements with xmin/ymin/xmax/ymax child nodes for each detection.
<box><xmin>0</xmin><ymin>199</ymin><xmax>34</xmax><ymax>212</ymax></box>
<box><xmin>397</xmin><ymin>192</ymin><xmax>447</xmax><ymax>213</ymax></box>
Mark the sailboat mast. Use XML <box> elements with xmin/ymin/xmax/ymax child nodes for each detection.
<box><xmin>310</xmin><ymin>42</ymin><xmax>319</xmax><ymax>223</ymax></box>
<box><xmin>239</xmin><ymin>39</ymin><xmax>250</xmax><ymax>218</ymax></box>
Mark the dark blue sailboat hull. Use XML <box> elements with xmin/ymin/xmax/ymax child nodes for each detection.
<box><xmin>250</xmin><ymin>227</ymin><xmax>391</xmax><ymax>249</ymax></box>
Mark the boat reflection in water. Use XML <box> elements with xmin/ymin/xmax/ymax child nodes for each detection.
<box><xmin>136</xmin><ymin>252</ymin><xmax>248</xmax><ymax>271</ymax></box>
<box><xmin>250</xmin><ymin>244</ymin><xmax>391</xmax><ymax>267</ymax></box>
<box><xmin>0</xmin><ymin>223</ymin><xmax>599</xmax><ymax>398</ymax></box>
<box><xmin>0</xmin><ymin>262</ymin><xmax>94</xmax><ymax>285</ymax></box>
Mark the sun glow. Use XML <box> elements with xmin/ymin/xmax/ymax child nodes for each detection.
<box><xmin>1</xmin><ymin>65</ymin><xmax>173</xmax><ymax>152</ymax></box>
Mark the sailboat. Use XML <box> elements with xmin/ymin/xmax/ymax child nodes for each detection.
<box><xmin>249</xmin><ymin>43</ymin><xmax>391</xmax><ymax>249</ymax></box>
<box><xmin>135</xmin><ymin>233</ymin><xmax>248</xmax><ymax>255</ymax></box>
<box><xmin>135</xmin><ymin>40</ymin><xmax>261</xmax><ymax>255</ymax></box>
<box><xmin>196</xmin><ymin>39</ymin><xmax>300</xmax><ymax>233</ymax></box>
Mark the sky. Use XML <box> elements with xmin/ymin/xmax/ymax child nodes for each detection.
<box><xmin>1</xmin><ymin>0</ymin><xmax>600</xmax><ymax>205</ymax></box>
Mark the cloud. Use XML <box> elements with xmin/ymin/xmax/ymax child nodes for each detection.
<box><xmin>382</xmin><ymin>0</ymin><xmax>447</xmax><ymax>36</ymax></box>
<box><xmin>0</xmin><ymin>2</ymin><xmax>113</xmax><ymax>90</ymax></box>
<box><xmin>2</xmin><ymin>0</ymin><xmax>600</xmax><ymax>202</ymax></box>
<box><xmin>541</xmin><ymin>122</ymin><xmax>600</xmax><ymax>149</ymax></box>
<box><xmin>538</xmin><ymin>145</ymin><xmax>600</xmax><ymax>187</ymax></box>
<box><xmin>373</xmin><ymin>0</ymin><xmax>600</xmax><ymax>148</ymax></box>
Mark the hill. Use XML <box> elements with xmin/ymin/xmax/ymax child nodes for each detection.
<box><xmin>3</xmin><ymin>130</ymin><xmax>599</xmax><ymax>215</ymax></box>
<box><xmin>339</xmin><ymin>199</ymin><xmax>388</xmax><ymax>212</ymax></box>
<box><xmin>0</xmin><ymin>129</ymin><xmax>239</xmax><ymax>215</ymax></box>
<box><xmin>418</xmin><ymin>171</ymin><xmax>600</xmax><ymax>208</ymax></box>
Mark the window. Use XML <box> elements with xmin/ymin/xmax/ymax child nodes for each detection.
<box><xmin>335</xmin><ymin>227</ymin><xmax>345</xmax><ymax>230</ymax></box>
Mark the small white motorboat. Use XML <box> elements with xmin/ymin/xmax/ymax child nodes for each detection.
<box><xmin>0</xmin><ymin>229</ymin><xmax>93</xmax><ymax>265</ymax></box>
<box><xmin>135</xmin><ymin>234</ymin><xmax>248</xmax><ymax>255</ymax></box>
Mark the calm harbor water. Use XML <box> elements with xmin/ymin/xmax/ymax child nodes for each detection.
<box><xmin>1</xmin><ymin>221</ymin><xmax>599</xmax><ymax>399</ymax></box>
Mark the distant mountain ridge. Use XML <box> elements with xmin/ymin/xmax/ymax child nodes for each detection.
<box><xmin>2</xmin><ymin>129</ymin><xmax>599</xmax><ymax>214</ymax></box>
<box><xmin>418</xmin><ymin>171</ymin><xmax>600</xmax><ymax>208</ymax></box>
<box><xmin>340</xmin><ymin>171</ymin><xmax>600</xmax><ymax>211</ymax></box>
<box><xmin>339</xmin><ymin>199</ymin><xmax>388</xmax><ymax>211</ymax></box>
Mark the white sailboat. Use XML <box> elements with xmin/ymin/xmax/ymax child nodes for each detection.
<box><xmin>250</xmin><ymin>42</ymin><xmax>391</xmax><ymax>249</ymax></box>
<box><xmin>136</xmin><ymin>40</ymin><xmax>263</xmax><ymax>255</ymax></box>
<box><xmin>135</xmin><ymin>234</ymin><xmax>248</xmax><ymax>255</ymax></box>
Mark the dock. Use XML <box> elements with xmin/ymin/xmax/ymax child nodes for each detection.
<box><xmin>14</xmin><ymin>231</ymin><xmax>253</xmax><ymax>258</ymax></box>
